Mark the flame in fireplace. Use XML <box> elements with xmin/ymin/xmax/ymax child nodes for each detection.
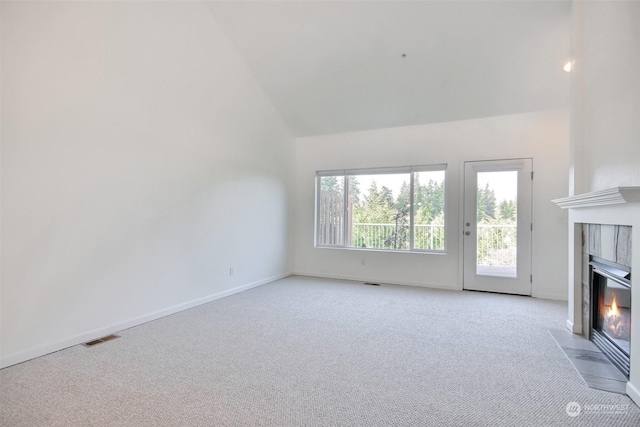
<box><xmin>604</xmin><ymin>293</ymin><xmax>630</xmax><ymax>340</ymax></box>
<box><xmin>607</xmin><ymin>295</ymin><xmax>619</xmax><ymax>318</ymax></box>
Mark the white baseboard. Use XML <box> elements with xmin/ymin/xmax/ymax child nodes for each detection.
<box><xmin>531</xmin><ymin>292</ymin><xmax>568</xmax><ymax>301</ymax></box>
<box><xmin>292</xmin><ymin>272</ymin><xmax>572</xmax><ymax>300</ymax></box>
<box><xmin>627</xmin><ymin>382</ymin><xmax>640</xmax><ymax>407</ymax></box>
<box><xmin>566</xmin><ymin>319</ymin><xmax>576</xmax><ymax>333</ymax></box>
<box><xmin>292</xmin><ymin>270</ymin><xmax>461</xmax><ymax>292</ymax></box>
<box><xmin>0</xmin><ymin>272</ymin><xmax>292</xmax><ymax>369</ymax></box>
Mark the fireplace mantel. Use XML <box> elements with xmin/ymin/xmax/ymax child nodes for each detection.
<box><xmin>552</xmin><ymin>187</ymin><xmax>640</xmax><ymax>209</ymax></box>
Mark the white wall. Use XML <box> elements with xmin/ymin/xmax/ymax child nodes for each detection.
<box><xmin>572</xmin><ymin>0</ymin><xmax>640</xmax><ymax>193</ymax></box>
<box><xmin>293</xmin><ymin>110</ymin><xmax>570</xmax><ymax>300</ymax></box>
<box><xmin>0</xmin><ymin>1</ymin><xmax>3</xmax><ymax>364</ymax></box>
<box><xmin>568</xmin><ymin>0</ymin><xmax>640</xmax><ymax>404</ymax></box>
<box><xmin>0</xmin><ymin>2</ymin><xmax>294</xmax><ymax>367</ymax></box>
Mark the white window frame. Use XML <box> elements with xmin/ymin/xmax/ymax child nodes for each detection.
<box><xmin>315</xmin><ymin>164</ymin><xmax>447</xmax><ymax>253</ymax></box>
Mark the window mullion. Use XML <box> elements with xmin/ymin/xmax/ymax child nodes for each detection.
<box><xmin>315</xmin><ymin>176</ymin><xmax>320</xmax><ymax>246</ymax></box>
<box><xmin>409</xmin><ymin>171</ymin><xmax>415</xmax><ymax>250</ymax></box>
<box><xmin>343</xmin><ymin>175</ymin><xmax>349</xmax><ymax>248</ymax></box>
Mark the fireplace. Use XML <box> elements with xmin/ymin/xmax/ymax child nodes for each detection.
<box><xmin>590</xmin><ymin>257</ymin><xmax>632</xmax><ymax>378</ymax></box>
<box><xmin>553</xmin><ymin>186</ymin><xmax>640</xmax><ymax>403</ymax></box>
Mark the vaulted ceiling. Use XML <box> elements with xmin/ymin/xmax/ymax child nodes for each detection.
<box><xmin>208</xmin><ymin>1</ymin><xmax>571</xmax><ymax>137</ymax></box>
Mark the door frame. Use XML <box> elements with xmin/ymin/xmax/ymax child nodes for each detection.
<box><xmin>462</xmin><ymin>158</ymin><xmax>533</xmax><ymax>296</ymax></box>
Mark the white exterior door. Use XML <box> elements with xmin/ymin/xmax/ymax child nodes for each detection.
<box><xmin>463</xmin><ymin>159</ymin><xmax>533</xmax><ymax>295</ymax></box>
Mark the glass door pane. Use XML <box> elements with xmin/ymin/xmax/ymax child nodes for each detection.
<box><xmin>476</xmin><ymin>171</ymin><xmax>518</xmax><ymax>277</ymax></box>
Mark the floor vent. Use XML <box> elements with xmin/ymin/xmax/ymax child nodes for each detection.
<box><xmin>83</xmin><ymin>334</ymin><xmax>120</xmax><ymax>348</ymax></box>
<box><xmin>363</xmin><ymin>282</ymin><xmax>381</xmax><ymax>286</ymax></box>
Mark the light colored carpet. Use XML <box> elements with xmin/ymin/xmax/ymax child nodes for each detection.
<box><xmin>1</xmin><ymin>276</ymin><xmax>639</xmax><ymax>426</ymax></box>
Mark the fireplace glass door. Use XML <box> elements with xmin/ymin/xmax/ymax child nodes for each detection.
<box><xmin>595</xmin><ymin>274</ymin><xmax>631</xmax><ymax>353</ymax></box>
<box><xmin>591</xmin><ymin>259</ymin><xmax>631</xmax><ymax>377</ymax></box>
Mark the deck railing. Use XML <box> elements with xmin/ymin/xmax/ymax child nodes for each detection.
<box><xmin>475</xmin><ymin>224</ymin><xmax>517</xmax><ymax>266</ymax></box>
<box><xmin>319</xmin><ymin>221</ymin><xmax>517</xmax><ymax>262</ymax></box>
<box><xmin>351</xmin><ymin>223</ymin><xmax>445</xmax><ymax>251</ymax></box>
<box><xmin>351</xmin><ymin>223</ymin><xmax>516</xmax><ymax>262</ymax></box>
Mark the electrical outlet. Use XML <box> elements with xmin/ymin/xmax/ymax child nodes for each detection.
<box><xmin>229</xmin><ymin>267</ymin><xmax>234</xmax><ymax>276</ymax></box>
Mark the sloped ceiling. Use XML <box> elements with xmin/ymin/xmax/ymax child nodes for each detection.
<box><xmin>209</xmin><ymin>1</ymin><xmax>571</xmax><ymax>137</ymax></box>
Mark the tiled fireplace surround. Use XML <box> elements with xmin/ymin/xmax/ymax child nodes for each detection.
<box><xmin>580</xmin><ymin>224</ymin><xmax>632</xmax><ymax>339</ymax></box>
<box><xmin>554</xmin><ymin>187</ymin><xmax>640</xmax><ymax>405</ymax></box>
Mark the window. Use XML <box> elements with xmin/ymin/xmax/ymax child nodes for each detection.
<box><xmin>316</xmin><ymin>165</ymin><xmax>446</xmax><ymax>252</ymax></box>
